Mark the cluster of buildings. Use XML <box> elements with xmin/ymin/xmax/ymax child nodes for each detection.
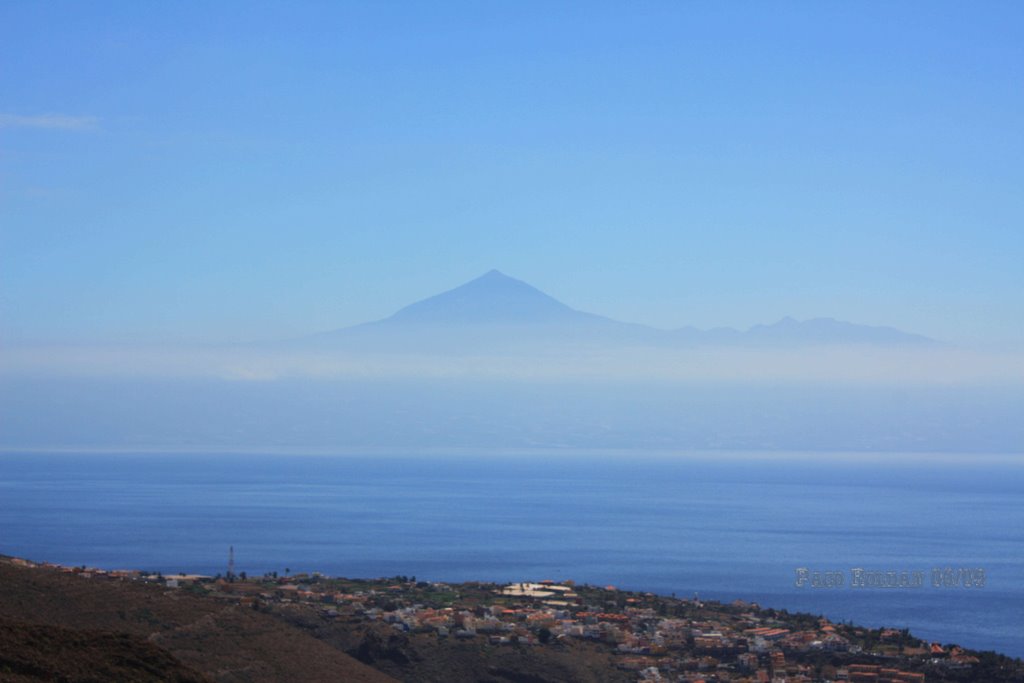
<box><xmin>11</xmin><ymin>556</ymin><xmax>1010</xmax><ymax>683</ymax></box>
<box><xmin>222</xmin><ymin>576</ymin><xmax>942</xmax><ymax>682</ymax></box>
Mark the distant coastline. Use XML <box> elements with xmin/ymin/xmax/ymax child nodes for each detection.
<box><xmin>2</xmin><ymin>451</ymin><xmax>1022</xmax><ymax>662</ymax></box>
<box><xmin>2</xmin><ymin>553</ymin><xmax>1021</xmax><ymax>683</ymax></box>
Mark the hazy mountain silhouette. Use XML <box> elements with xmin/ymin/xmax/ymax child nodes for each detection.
<box><xmin>742</xmin><ymin>316</ymin><xmax>933</xmax><ymax>345</ymax></box>
<box><xmin>384</xmin><ymin>269</ymin><xmax>603</xmax><ymax>325</ymax></box>
<box><xmin>304</xmin><ymin>270</ymin><xmax>658</xmax><ymax>352</ymax></box>
<box><xmin>300</xmin><ymin>270</ymin><xmax>933</xmax><ymax>351</ymax></box>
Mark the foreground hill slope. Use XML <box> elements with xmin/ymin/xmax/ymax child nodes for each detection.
<box><xmin>0</xmin><ymin>560</ymin><xmax>395</xmax><ymax>683</ymax></box>
<box><xmin>0</xmin><ymin>558</ymin><xmax>631</xmax><ymax>683</ymax></box>
<box><xmin>4</xmin><ymin>556</ymin><xmax>1022</xmax><ymax>683</ymax></box>
<box><xmin>0</xmin><ymin>616</ymin><xmax>209</xmax><ymax>683</ymax></box>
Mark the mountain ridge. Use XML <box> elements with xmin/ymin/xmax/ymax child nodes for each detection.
<box><xmin>304</xmin><ymin>270</ymin><xmax>934</xmax><ymax>349</ymax></box>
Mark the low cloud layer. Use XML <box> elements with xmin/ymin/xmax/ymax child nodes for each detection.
<box><xmin>3</xmin><ymin>342</ymin><xmax>1022</xmax><ymax>453</ymax></box>
<box><xmin>3</xmin><ymin>343</ymin><xmax>1023</xmax><ymax>385</ymax></box>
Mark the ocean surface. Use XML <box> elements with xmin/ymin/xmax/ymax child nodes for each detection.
<box><xmin>1</xmin><ymin>451</ymin><xmax>1021</xmax><ymax>658</ymax></box>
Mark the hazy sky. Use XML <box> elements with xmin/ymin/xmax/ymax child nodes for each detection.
<box><xmin>2</xmin><ymin>2</ymin><xmax>1022</xmax><ymax>345</ymax></box>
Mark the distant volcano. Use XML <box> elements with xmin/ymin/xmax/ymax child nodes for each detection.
<box><xmin>299</xmin><ymin>270</ymin><xmax>934</xmax><ymax>350</ymax></box>
<box><xmin>384</xmin><ymin>269</ymin><xmax>608</xmax><ymax>325</ymax></box>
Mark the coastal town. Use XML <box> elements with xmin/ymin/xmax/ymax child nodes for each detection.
<box><xmin>7</xmin><ymin>556</ymin><xmax>1022</xmax><ymax>683</ymax></box>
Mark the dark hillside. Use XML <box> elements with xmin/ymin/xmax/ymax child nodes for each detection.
<box><xmin>0</xmin><ymin>560</ymin><xmax>395</xmax><ymax>683</ymax></box>
<box><xmin>0</xmin><ymin>616</ymin><xmax>209</xmax><ymax>683</ymax></box>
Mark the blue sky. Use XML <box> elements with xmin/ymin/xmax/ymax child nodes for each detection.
<box><xmin>2</xmin><ymin>1</ymin><xmax>1022</xmax><ymax>345</ymax></box>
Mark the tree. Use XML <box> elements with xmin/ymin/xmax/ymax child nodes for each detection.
<box><xmin>538</xmin><ymin>627</ymin><xmax>552</xmax><ymax>645</ymax></box>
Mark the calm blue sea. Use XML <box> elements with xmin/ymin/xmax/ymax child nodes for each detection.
<box><xmin>1</xmin><ymin>451</ymin><xmax>1021</xmax><ymax>658</ymax></box>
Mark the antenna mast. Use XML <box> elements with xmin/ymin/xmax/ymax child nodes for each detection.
<box><xmin>228</xmin><ymin>545</ymin><xmax>235</xmax><ymax>580</ymax></box>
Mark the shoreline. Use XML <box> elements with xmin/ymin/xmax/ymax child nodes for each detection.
<box><xmin>3</xmin><ymin>552</ymin><xmax>1021</xmax><ymax>683</ymax></box>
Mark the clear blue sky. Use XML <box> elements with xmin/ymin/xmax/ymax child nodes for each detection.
<box><xmin>2</xmin><ymin>1</ymin><xmax>1021</xmax><ymax>344</ymax></box>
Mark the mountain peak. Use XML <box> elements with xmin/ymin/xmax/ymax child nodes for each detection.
<box><xmin>480</xmin><ymin>268</ymin><xmax>508</xmax><ymax>278</ymax></box>
<box><xmin>460</xmin><ymin>269</ymin><xmax>521</xmax><ymax>289</ymax></box>
<box><xmin>383</xmin><ymin>271</ymin><xmax>585</xmax><ymax>325</ymax></box>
